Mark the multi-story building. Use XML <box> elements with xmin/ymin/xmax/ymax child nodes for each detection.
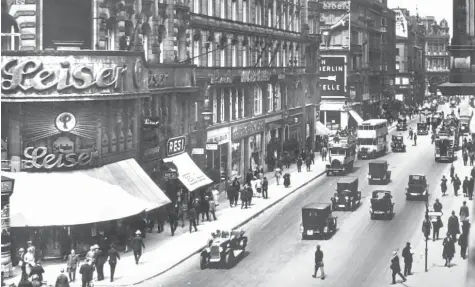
<box><xmin>319</xmin><ymin>0</ymin><xmax>396</xmax><ymax>130</ymax></box>
<box><xmin>0</xmin><ymin>0</ymin><xmax>207</xmax><ymax>270</ymax></box>
<box><xmin>393</xmin><ymin>8</ymin><xmax>426</xmax><ymax>107</ymax></box>
<box><xmin>422</xmin><ymin>17</ymin><xmax>450</xmax><ymax>95</ymax></box>
<box><xmin>189</xmin><ymin>0</ymin><xmax>320</xmax><ymax>180</ymax></box>
<box><xmin>438</xmin><ymin>0</ymin><xmax>475</xmax><ymax>98</ymax></box>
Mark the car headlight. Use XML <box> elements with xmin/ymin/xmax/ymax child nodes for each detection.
<box><xmin>367</xmin><ymin>174</ymin><xmax>371</xmax><ymax>179</ymax></box>
<box><xmin>345</xmin><ymin>196</ymin><xmax>349</xmax><ymax>200</ymax></box>
<box><xmin>219</xmin><ymin>247</ymin><xmax>223</xmax><ymax>252</ymax></box>
<box><xmin>324</xmin><ymin>227</ymin><xmax>328</xmax><ymax>232</ymax></box>
<box><xmin>335</xmin><ymin>196</ymin><xmax>339</xmax><ymax>200</ymax></box>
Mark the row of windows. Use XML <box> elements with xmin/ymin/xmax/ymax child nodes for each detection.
<box><xmin>427</xmin><ymin>45</ymin><xmax>446</xmax><ymax>53</ymax></box>
<box><xmin>193</xmin><ymin>0</ymin><xmax>302</xmax><ymax>32</ymax></box>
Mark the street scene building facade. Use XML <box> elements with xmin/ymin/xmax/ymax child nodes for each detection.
<box><xmin>422</xmin><ymin>16</ymin><xmax>451</xmax><ymax>95</ymax></box>
<box><xmin>319</xmin><ymin>0</ymin><xmax>396</xmax><ymax>131</ymax></box>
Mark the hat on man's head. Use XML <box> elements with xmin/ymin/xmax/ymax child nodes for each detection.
<box><xmin>392</xmin><ymin>251</ymin><xmax>397</xmax><ymax>257</ymax></box>
<box><xmin>18</xmin><ymin>248</ymin><xmax>25</xmax><ymax>252</ymax></box>
<box><xmin>93</xmin><ymin>244</ymin><xmax>99</xmax><ymax>249</ymax></box>
<box><xmin>136</xmin><ymin>230</ymin><xmax>141</xmax><ymax>235</ymax></box>
<box><xmin>60</xmin><ymin>268</ymin><xmax>64</xmax><ymax>273</ymax></box>
<box><xmin>27</xmin><ymin>241</ymin><xmax>32</xmax><ymax>244</ymax></box>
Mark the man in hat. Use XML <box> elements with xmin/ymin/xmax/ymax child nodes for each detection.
<box><xmin>85</xmin><ymin>246</ymin><xmax>95</xmax><ymax>263</ymax></box>
<box><xmin>66</xmin><ymin>249</ymin><xmax>80</xmax><ymax>283</ymax></box>
<box><xmin>460</xmin><ymin>201</ymin><xmax>469</xmax><ymax>222</ymax></box>
<box><xmin>131</xmin><ymin>230</ymin><xmax>145</xmax><ymax>265</ymax></box>
<box><xmin>94</xmin><ymin>246</ymin><xmax>105</xmax><ymax>281</ymax></box>
<box><xmin>107</xmin><ymin>243</ymin><xmax>120</xmax><ymax>282</ymax></box>
<box><xmin>55</xmin><ymin>268</ymin><xmax>70</xmax><ymax>287</ymax></box>
<box><xmin>17</xmin><ymin>248</ymin><xmax>28</xmax><ymax>281</ymax></box>
<box><xmin>29</xmin><ymin>261</ymin><xmax>44</xmax><ymax>283</ymax></box>
<box><xmin>401</xmin><ymin>242</ymin><xmax>414</xmax><ymax>276</ymax></box>
<box><xmin>390</xmin><ymin>250</ymin><xmax>406</xmax><ymax>284</ymax></box>
<box><xmin>312</xmin><ymin>245</ymin><xmax>325</xmax><ymax>280</ymax></box>
<box><xmin>79</xmin><ymin>259</ymin><xmax>94</xmax><ymax>287</ymax></box>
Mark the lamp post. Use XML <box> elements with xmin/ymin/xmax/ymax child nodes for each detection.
<box><xmin>425</xmin><ymin>197</ymin><xmax>429</xmax><ymax>272</ymax></box>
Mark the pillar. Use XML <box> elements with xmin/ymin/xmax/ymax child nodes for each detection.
<box><xmin>133</xmin><ymin>99</ymin><xmax>140</xmax><ymax>149</ymax></box>
<box><xmin>227</xmin><ymin>141</ymin><xmax>232</xmax><ymax>179</ymax></box>
<box><xmin>324</xmin><ymin>110</ymin><xmax>327</xmax><ymax>126</ymax></box>
<box><xmin>7</xmin><ymin>107</ymin><xmax>21</xmax><ymax>172</ymax></box>
<box><xmin>261</xmin><ymin>131</ymin><xmax>267</xmax><ymax>171</ymax></box>
<box><xmin>341</xmin><ymin>111</ymin><xmax>349</xmax><ymax>130</ymax></box>
<box><xmin>1</xmin><ymin>176</ymin><xmax>14</xmax><ymax>278</ymax></box>
<box><xmin>163</xmin><ymin>3</ymin><xmax>176</xmax><ymax>63</ymax></box>
<box><xmin>243</xmin><ymin>137</ymin><xmax>248</xmax><ymax>174</ymax></box>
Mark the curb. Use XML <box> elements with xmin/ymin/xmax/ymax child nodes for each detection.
<box><xmin>129</xmin><ymin>168</ymin><xmax>327</xmax><ymax>286</ymax></box>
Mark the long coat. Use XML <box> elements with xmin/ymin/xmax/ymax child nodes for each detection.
<box><xmin>443</xmin><ymin>237</ymin><xmax>455</xmax><ymax>259</ymax></box>
<box><xmin>390</xmin><ymin>255</ymin><xmax>401</xmax><ymax>273</ymax></box>
<box><xmin>447</xmin><ymin>215</ymin><xmax>460</xmax><ymax>235</ymax></box>
<box><xmin>55</xmin><ymin>273</ymin><xmax>70</xmax><ymax>287</ymax></box>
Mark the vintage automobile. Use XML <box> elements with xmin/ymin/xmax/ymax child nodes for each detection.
<box><xmin>417</xmin><ymin>122</ymin><xmax>429</xmax><ymax>135</ymax></box>
<box><xmin>367</xmin><ymin>160</ymin><xmax>391</xmax><ymax>184</ymax></box>
<box><xmin>396</xmin><ymin>117</ymin><xmax>407</xmax><ymax>131</ymax></box>
<box><xmin>391</xmin><ymin>135</ymin><xmax>406</xmax><ymax>152</ymax></box>
<box><xmin>405</xmin><ymin>174</ymin><xmax>429</xmax><ymax>200</ymax></box>
<box><xmin>200</xmin><ymin>229</ymin><xmax>248</xmax><ymax>269</ymax></box>
<box><xmin>331</xmin><ymin>177</ymin><xmax>362</xmax><ymax>211</ymax></box>
<box><xmin>300</xmin><ymin>203</ymin><xmax>337</xmax><ymax>239</ymax></box>
<box><xmin>369</xmin><ymin>190</ymin><xmax>395</xmax><ymax>219</ymax></box>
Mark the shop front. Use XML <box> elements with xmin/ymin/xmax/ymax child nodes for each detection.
<box><xmin>1</xmin><ymin>51</ymin><xmax>170</xmax><ymax>259</ymax></box>
<box><xmin>284</xmin><ymin>114</ymin><xmax>303</xmax><ymax>154</ymax></box>
<box><xmin>231</xmin><ymin>119</ymin><xmax>266</xmax><ymax>175</ymax></box>
<box><xmin>265</xmin><ymin>113</ymin><xmax>284</xmax><ymax>171</ymax></box>
<box><xmin>206</xmin><ymin>127</ymin><xmax>231</xmax><ymax>182</ymax></box>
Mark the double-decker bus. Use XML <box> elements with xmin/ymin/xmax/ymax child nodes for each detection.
<box><xmin>357</xmin><ymin>119</ymin><xmax>389</xmax><ymax>159</ymax></box>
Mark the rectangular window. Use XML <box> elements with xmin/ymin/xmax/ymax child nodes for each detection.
<box><xmin>194</xmin><ymin>0</ymin><xmax>200</xmax><ymax>13</ymax></box>
<box><xmin>220</xmin><ymin>92</ymin><xmax>225</xmax><ymax>122</ymax></box>
<box><xmin>268</xmin><ymin>86</ymin><xmax>274</xmax><ymax>112</ymax></box>
<box><xmin>208</xmin><ymin>0</ymin><xmax>214</xmax><ymax>16</ymax></box>
<box><xmin>232</xmin><ymin>1</ymin><xmax>237</xmax><ymax>21</ymax></box>
<box><xmin>396</xmin><ymin>62</ymin><xmax>400</xmax><ymax>71</ymax></box>
<box><xmin>268</xmin><ymin>50</ymin><xmax>272</xmax><ymax>66</ymax></box>
<box><xmin>208</xmin><ymin>45</ymin><xmax>214</xmax><ymax>67</ymax></box>
<box><xmin>283</xmin><ymin>49</ymin><xmax>287</xmax><ymax>67</ymax></box>
<box><xmin>276</xmin><ymin>49</ymin><xmax>280</xmax><ymax>66</ymax></box>
<box><xmin>268</xmin><ymin>8</ymin><xmax>272</xmax><ymax>27</ymax></box>
<box><xmin>396</xmin><ymin>48</ymin><xmax>399</xmax><ymax>56</ymax></box>
<box><xmin>232</xmin><ymin>45</ymin><xmax>237</xmax><ymax>67</ymax></box>
<box><xmin>234</xmin><ymin>90</ymin><xmax>239</xmax><ymax>119</ymax></box>
<box><xmin>193</xmin><ymin>40</ymin><xmax>200</xmax><ymax>66</ymax></box>
<box><xmin>243</xmin><ymin>0</ymin><xmax>247</xmax><ymax>23</ymax></box>
<box><xmin>221</xmin><ymin>0</ymin><xmax>225</xmax><ymax>18</ymax></box>
<box><xmin>254</xmin><ymin>89</ymin><xmax>262</xmax><ymax>115</ymax></box>
<box><xmin>395</xmin><ymin>77</ymin><xmax>401</xmax><ymax>85</ymax></box>
<box><xmin>276</xmin><ymin>85</ymin><xmax>281</xmax><ymax>110</ymax></box>
<box><xmin>242</xmin><ymin>47</ymin><xmax>247</xmax><ymax>67</ymax></box>
<box><xmin>220</xmin><ymin>48</ymin><xmax>225</xmax><ymax>67</ymax></box>
<box><xmin>212</xmin><ymin>90</ymin><xmax>218</xmax><ymax>123</ymax></box>
<box><xmin>240</xmin><ymin>91</ymin><xmax>245</xmax><ymax>118</ymax></box>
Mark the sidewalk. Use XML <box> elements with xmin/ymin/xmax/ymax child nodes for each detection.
<box><xmin>400</xmin><ymin>149</ymin><xmax>470</xmax><ymax>286</ymax></box>
<box><xmin>5</xmin><ymin>155</ymin><xmax>327</xmax><ymax>287</ymax></box>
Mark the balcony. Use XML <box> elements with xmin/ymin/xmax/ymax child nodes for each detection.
<box><xmin>194</xmin><ymin>66</ymin><xmax>308</xmax><ymax>83</ymax></box>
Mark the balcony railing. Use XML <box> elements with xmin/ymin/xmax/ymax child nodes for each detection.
<box><xmin>1</xmin><ymin>27</ymin><xmax>20</xmax><ymax>51</ymax></box>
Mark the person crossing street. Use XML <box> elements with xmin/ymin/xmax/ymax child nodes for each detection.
<box><xmin>390</xmin><ymin>250</ymin><xmax>406</xmax><ymax>284</ymax></box>
<box><xmin>312</xmin><ymin>245</ymin><xmax>325</xmax><ymax>280</ymax></box>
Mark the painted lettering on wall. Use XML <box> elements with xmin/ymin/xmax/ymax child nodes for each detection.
<box><xmin>241</xmin><ymin>70</ymin><xmax>270</xmax><ymax>83</ymax></box>
<box><xmin>23</xmin><ymin>146</ymin><xmax>92</xmax><ymax>169</ymax></box>
<box><xmin>166</xmin><ymin>136</ymin><xmax>186</xmax><ymax>157</ymax></box>
<box><xmin>319</xmin><ymin>56</ymin><xmax>346</xmax><ymax>97</ymax></box>
<box><xmin>148</xmin><ymin>71</ymin><xmax>169</xmax><ymax>89</ymax></box>
<box><xmin>1</xmin><ymin>59</ymin><xmax>127</xmax><ymax>93</ymax></box>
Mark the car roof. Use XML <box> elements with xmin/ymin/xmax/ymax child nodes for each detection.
<box><xmin>410</xmin><ymin>174</ymin><xmax>426</xmax><ymax>177</ymax></box>
<box><xmin>372</xmin><ymin>189</ymin><xmax>392</xmax><ymax>194</ymax></box>
<box><xmin>302</xmin><ymin>203</ymin><xmax>331</xmax><ymax>210</ymax></box>
<box><xmin>337</xmin><ymin>176</ymin><xmax>358</xmax><ymax>184</ymax></box>
<box><xmin>369</xmin><ymin>160</ymin><xmax>387</xmax><ymax>164</ymax></box>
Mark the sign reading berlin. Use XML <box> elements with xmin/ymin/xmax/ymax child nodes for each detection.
<box><xmin>319</xmin><ymin>56</ymin><xmax>346</xmax><ymax>97</ymax></box>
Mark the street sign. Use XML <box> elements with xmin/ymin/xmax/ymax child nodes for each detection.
<box><xmin>166</xmin><ymin>136</ymin><xmax>186</xmax><ymax>157</ymax></box>
<box><xmin>319</xmin><ymin>56</ymin><xmax>346</xmax><ymax>97</ymax></box>
<box><xmin>143</xmin><ymin>116</ymin><xmax>160</xmax><ymax>128</ymax></box>
<box><xmin>428</xmin><ymin>211</ymin><xmax>443</xmax><ymax>217</ymax></box>
<box><xmin>163</xmin><ymin>170</ymin><xmax>178</xmax><ymax>181</ymax></box>
<box><xmin>205</xmin><ymin>143</ymin><xmax>218</xmax><ymax>150</ymax></box>
<box><xmin>192</xmin><ymin>148</ymin><xmax>205</xmax><ymax>155</ymax></box>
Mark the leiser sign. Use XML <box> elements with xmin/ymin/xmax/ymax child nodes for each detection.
<box><xmin>319</xmin><ymin>56</ymin><xmax>346</xmax><ymax>97</ymax></box>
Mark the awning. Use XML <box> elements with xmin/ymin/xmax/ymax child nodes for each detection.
<box><xmin>320</xmin><ymin>102</ymin><xmax>344</xmax><ymax>111</ymax></box>
<box><xmin>315</xmin><ymin>121</ymin><xmax>331</xmax><ymax>136</ymax></box>
<box><xmin>348</xmin><ymin>110</ymin><xmax>364</xmax><ymax>125</ymax></box>
<box><xmin>163</xmin><ymin>152</ymin><xmax>213</xmax><ymax>191</ymax></box>
<box><xmin>4</xmin><ymin>171</ymin><xmax>152</xmax><ymax>227</ymax></box>
<box><xmin>438</xmin><ymin>83</ymin><xmax>475</xmax><ymax>96</ymax></box>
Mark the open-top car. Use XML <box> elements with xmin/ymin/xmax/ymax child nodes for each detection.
<box><xmin>396</xmin><ymin>117</ymin><xmax>407</xmax><ymax>131</ymax></box>
<box><xmin>405</xmin><ymin>174</ymin><xmax>429</xmax><ymax>200</ymax></box>
<box><xmin>417</xmin><ymin>122</ymin><xmax>429</xmax><ymax>135</ymax></box>
<box><xmin>391</xmin><ymin>134</ymin><xmax>406</xmax><ymax>152</ymax></box>
<box><xmin>367</xmin><ymin>160</ymin><xmax>391</xmax><ymax>184</ymax></box>
<box><xmin>300</xmin><ymin>203</ymin><xmax>337</xmax><ymax>239</ymax></box>
<box><xmin>331</xmin><ymin>177</ymin><xmax>362</xmax><ymax>211</ymax></box>
<box><xmin>369</xmin><ymin>190</ymin><xmax>395</xmax><ymax>219</ymax></box>
<box><xmin>200</xmin><ymin>229</ymin><xmax>248</xmax><ymax>269</ymax></box>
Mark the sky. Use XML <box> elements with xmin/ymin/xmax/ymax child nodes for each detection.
<box><xmin>388</xmin><ymin>0</ymin><xmax>453</xmax><ymax>36</ymax></box>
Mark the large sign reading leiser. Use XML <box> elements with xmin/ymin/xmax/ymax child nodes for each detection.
<box><xmin>23</xmin><ymin>146</ymin><xmax>93</xmax><ymax>169</ymax></box>
<box><xmin>166</xmin><ymin>136</ymin><xmax>186</xmax><ymax>157</ymax></box>
<box><xmin>319</xmin><ymin>56</ymin><xmax>346</xmax><ymax>97</ymax></box>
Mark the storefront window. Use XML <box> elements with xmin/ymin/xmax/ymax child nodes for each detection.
<box><xmin>249</xmin><ymin>134</ymin><xmax>262</xmax><ymax>169</ymax></box>
<box><xmin>231</xmin><ymin>141</ymin><xmax>241</xmax><ymax>177</ymax></box>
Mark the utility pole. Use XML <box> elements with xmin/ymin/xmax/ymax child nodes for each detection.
<box><xmin>425</xmin><ymin>198</ymin><xmax>429</xmax><ymax>272</ymax></box>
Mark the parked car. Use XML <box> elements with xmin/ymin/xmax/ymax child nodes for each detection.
<box><xmin>417</xmin><ymin>122</ymin><xmax>429</xmax><ymax>135</ymax></box>
<box><xmin>369</xmin><ymin>190</ymin><xmax>395</xmax><ymax>219</ymax></box>
<box><xmin>367</xmin><ymin>160</ymin><xmax>391</xmax><ymax>184</ymax></box>
<box><xmin>300</xmin><ymin>203</ymin><xmax>337</xmax><ymax>240</ymax></box>
<box><xmin>200</xmin><ymin>229</ymin><xmax>248</xmax><ymax>269</ymax></box>
<box><xmin>405</xmin><ymin>174</ymin><xmax>429</xmax><ymax>200</ymax></box>
<box><xmin>331</xmin><ymin>177</ymin><xmax>361</xmax><ymax>211</ymax></box>
<box><xmin>391</xmin><ymin>135</ymin><xmax>406</xmax><ymax>152</ymax></box>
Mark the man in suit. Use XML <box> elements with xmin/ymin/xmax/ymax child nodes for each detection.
<box><xmin>94</xmin><ymin>248</ymin><xmax>105</xmax><ymax>281</ymax></box>
<box><xmin>131</xmin><ymin>230</ymin><xmax>145</xmax><ymax>265</ymax></box>
<box><xmin>55</xmin><ymin>268</ymin><xmax>70</xmax><ymax>287</ymax></box>
<box><xmin>107</xmin><ymin>243</ymin><xmax>120</xmax><ymax>282</ymax></box>
<box><xmin>168</xmin><ymin>207</ymin><xmax>178</xmax><ymax>236</ymax></box>
<box><xmin>401</xmin><ymin>242</ymin><xmax>414</xmax><ymax>276</ymax></box>
<box><xmin>79</xmin><ymin>259</ymin><xmax>94</xmax><ymax>287</ymax></box>
<box><xmin>66</xmin><ymin>249</ymin><xmax>80</xmax><ymax>283</ymax></box>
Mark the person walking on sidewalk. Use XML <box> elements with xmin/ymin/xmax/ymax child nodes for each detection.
<box><xmin>255</xmin><ymin>177</ymin><xmax>262</xmax><ymax>198</ymax></box>
<box><xmin>450</xmin><ymin>163</ymin><xmax>455</xmax><ymax>179</ymax></box>
<box><xmin>312</xmin><ymin>245</ymin><xmax>325</xmax><ymax>280</ymax></box>
<box><xmin>433</xmin><ymin>216</ymin><xmax>443</xmax><ymax>241</ymax></box>
<box><xmin>443</xmin><ymin>233</ymin><xmax>455</xmax><ymax>267</ymax></box>
<box><xmin>55</xmin><ymin>268</ymin><xmax>70</xmax><ymax>287</ymax></box>
<box><xmin>305</xmin><ymin>156</ymin><xmax>312</xmax><ymax>172</ymax></box>
<box><xmin>422</xmin><ymin>216</ymin><xmax>432</xmax><ymax>240</ymax></box>
<box><xmin>448</xmin><ymin>211</ymin><xmax>460</xmax><ymax>240</ymax></box>
<box><xmin>441</xmin><ymin>176</ymin><xmax>448</xmax><ymax>196</ymax></box>
<box><xmin>463</xmin><ymin>176</ymin><xmax>470</xmax><ymax>197</ymax></box>
<box><xmin>177</xmin><ymin>203</ymin><xmax>186</xmax><ymax>228</ymax></box>
<box><xmin>402</xmin><ymin>242</ymin><xmax>414</xmax><ymax>276</ymax></box>
<box><xmin>297</xmin><ymin>157</ymin><xmax>303</xmax><ymax>172</ymax></box>
<box><xmin>458</xmin><ymin>225</ymin><xmax>469</xmax><ymax>259</ymax></box>
<box><xmin>452</xmin><ymin>175</ymin><xmax>461</xmax><ymax>196</ymax></box>
<box><xmin>321</xmin><ymin>146</ymin><xmax>327</xmax><ymax>161</ymax></box>
<box><xmin>168</xmin><ymin>207</ymin><xmax>178</xmax><ymax>236</ymax></box>
<box><xmin>66</xmin><ymin>249</ymin><xmax>79</xmax><ymax>283</ymax></box>
<box><xmin>201</xmin><ymin>196</ymin><xmax>210</xmax><ymax>222</ymax></box>
<box><xmin>275</xmin><ymin>167</ymin><xmax>282</xmax><ymax>185</ymax></box>
<box><xmin>106</xmin><ymin>243</ymin><xmax>120</xmax><ymax>282</ymax></box>
<box><xmin>188</xmin><ymin>205</ymin><xmax>198</xmax><ymax>233</ymax></box>
<box><xmin>246</xmin><ymin>169</ymin><xmax>253</xmax><ymax>186</ymax></box>
<box><xmin>408</xmin><ymin>127</ymin><xmax>413</xmax><ymax>140</ymax></box>
<box><xmin>208</xmin><ymin>196</ymin><xmax>217</xmax><ymax>221</ymax></box>
<box><xmin>413</xmin><ymin>133</ymin><xmax>417</xmax><ymax>146</ymax></box>
<box><xmin>131</xmin><ymin>230</ymin><xmax>145</xmax><ymax>264</ymax></box>
<box><xmin>79</xmin><ymin>259</ymin><xmax>94</xmax><ymax>287</ymax></box>
<box><xmin>459</xmin><ymin>201</ymin><xmax>469</xmax><ymax>221</ymax></box>
<box><xmin>390</xmin><ymin>250</ymin><xmax>406</xmax><ymax>284</ymax></box>
<box><xmin>262</xmin><ymin>177</ymin><xmax>269</xmax><ymax>199</ymax></box>
<box><xmin>94</xmin><ymin>248</ymin><xmax>105</xmax><ymax>281</ymax></box>
<box><xmin>240</xmin><ymin>185</ymin><xmax>248</xmax><ymax>209</ymax></box>
<box><xmin>247</xmin><ymin>183</ymin><xmax>254</xmax><ymax>206</ymax></box>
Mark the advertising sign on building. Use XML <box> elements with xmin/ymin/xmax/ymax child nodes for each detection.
<box><xmin>205</xmin><ymin>143</ymin><xmax>218</xmax><ymax>150</ymax></box>
<box><xmin>394</xmin><ymin>9</ymin><xmax>408</xmax><ymax>38</ymax></box>
<box><xmin>319</xmin><ymin>56</ymin><xmax>346</xmax><ymax>97</ymax></box>
<box><xmin>166</xmin><ymin>136</ymin><xmax>186</xmax><ymax>157</ymax></box>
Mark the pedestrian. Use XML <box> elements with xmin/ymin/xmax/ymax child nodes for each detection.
<box><xmin>201</xmin><ymin>196</ymin><xmax>210</xmax><ymax>222</ymax></box>
<box><xmin>450</xmin><ymin>163</ymin><xmax>455</xmax><ymax>179</ymax></box>
<box><xmin>55</xmin><ymin>268</ymin><xmax>70</xmax><ymax>287</ymax></box>
<box><xmin>422</xmin><ymin>216</ymin><xmax>432</xmax><ymax>240</ymax></box>
<box><xmin>29</xmin><ymin>261</ymin><xmax>44</xmax><ymax>283</ymax></box>
<box><xmin>470</xmin><ymin>152</ymin><xmax>474</xmax><ymax>166</ymax></box>
<box><xmin>255</xmin><ymin>177</ymin><xmax>262</xmax><ymax>198</ymax></box>
<box><xmin>177</xmin><ymin>203</ymin><xmax>185</xmax><ymax>228</ymax></box>
<box><xmin>433</xmin><ymin>199</ymin><xmax>443</xmax><ymax>212</ymax></box>
<box><xmin>463</xmin><ymin>150</ymin><xmax>469</xmax><ymax>165</ymax></box>
<box><xmin>312</xmin><ymin>245</ymin><xmax>325</xmax><ymax>280</ymax></box>
<box><xmin>413</xmin><ymin>133</ymin><xmax>417</xmax><ymax>145</ymax></box>
<box><xmin>131</xmin><ymin>230</ymin><xmax>145</xmax><ymax>264</ymax></box>
<box><xmin>208</xmin><ymin>196</ymin><xmax>217</xmax><ymax>221</ymax></box>
<box><xmin>262</xmin><ymin>177</ymin><xmax>268</xmax><ymax>199</ymax></box>
<box><xmin>94</xmin><ymin>248</ymin><xmax>105</xmax><ymax>281</ymax></box>
<box><xmin>157</xmin><ymin>207</ymin><xmax>166</xmax><ymax>233</ymax></box>
<box><xmin>188</xmin><ymin>204</ymin><xmax>198</xmax><ymax>233</ymax></box>
<box><xmin>79</xmin><ymin>259</ymin><xmax>94</xmax><ymax>287</ymax></box>
<box><xmin>390</xmin><ymin>250</ymin><xmax>406</xmax><ymax>284</ymax></box>
<box><xmin>85</xmin><ymin>246</ymin><xmax>95</xmax><ymax>264</ymax></box>
<box><xmin>463</xmin><ymin>176</ymin><xmax>470</xmax><ymax>197</ymax></box>
<box><xmin>447</xmin><ymin>211</ymin><xmax>460</xmax><ymax>240</ymax></box>
<box><xmin>66</xmin><ymin>249</ymin><xmax>80</xmax><ymax>283</ymax></box>
<box><xmin>234</xmin><ymin>181</ymin><xmax>240</xmax><ymax>206</ymax></box>
<box><xmin>275</xmin><ymin>167</ymin><xmax>282</xmax><ymax>185</ymax></box>
<box><xmin>442</xmin><ymin>233</ymin><xmax>455</xmax><ymax>267</ymax></box>
<box><xmin>297</xmin><ymin>157</ymin><xmax>303</xmax><ymax>172</ymax></box>
<box><xmin>458</xmin><ymin>227</ymin><xmax>469</xmax><ymax>259</ymax></box>
<box><xmin>402</xmin><ymin>242</ymin><xmax>414</xmax><ymax>276</ymax></box>
<box><xmin>310</xmin><ymin>150</ymin><xmax>315</xmax><ymax>164</ymax></box>
<box><xmin>459</xmin><ymin>201</ymin><xmax>469</xmax><ymax>221</ymax></box>
<box><xmin>246</xmin><ymin>169</ymin><xmax>253</xmax><ymax>185</ymax></box>
<box><xmin>283</xmin><ymin>173</ymin><xmax>291</xmax><ymax>188</ymax></box>
<box><xmin>432</xmin><ymin>216</ymin><xmax>443</xmax><ymax>241</ymax></box>
<box><xmin>240</xmin><ymin>185</ymin><xmax>248</xmax><ymax>209</ymax></box>
<box><xmin>452</xmin><ymin>175</ymin><xmax>461</xmax><ymax>196</ymax></box>
<box><xmin>408</xmin><ymin>128</ymin><xmax>413</xmax><ymax>140</ymax></box>
<box><xmin>246</xmin><ymin>183</ymin><xmax>253</xmax><ymax>206</ymax></box>
<box><xmin>305</xmin><ymin>156</ymin><xmax>312</xmax><ymax>171</ymax></box>
<box><xmin>17</xmin><ymin>248</ymin><xmax>28</xmax><ymax>282</ymax></box>
<box><xmin>168</xmin><ymin>207</ymin><xmax>178</xmax><ymax>236</ymax></box>
<box><xmin>212</xmin><ymin>185</ymin><xmax>220</xmax><ymax>207</ymax></box>
<box><xmin>227</xmin><ymin>184</ymin><xmax>235</xmax><ymax>207</ymax></box>
<box><xmin>106</xmin><ymin>243</ymin><xmax>120</xmax><ymax>283</ymax></box>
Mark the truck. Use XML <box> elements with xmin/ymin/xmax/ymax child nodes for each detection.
<box><xmin>326</xmin><ymin>131</ymin><xmax>357</xmax><ymax>176</ymax></box>
<box><xmin>435</xmin><ymin>116</ymin><xmax>459</xmax><ymax>162</ymax></box>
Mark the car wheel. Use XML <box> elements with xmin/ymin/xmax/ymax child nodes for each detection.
<box><xmin>200</xmin><ymin>255</ymin><xmax>207</xmax><ymax>270</ymax></box>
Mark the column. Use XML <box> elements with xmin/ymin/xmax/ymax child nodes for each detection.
<box><xmin>7</xmin><ymin>108</ymin><xmax>21</xmax><ymax>172</ymax></box>
<box><xmin>324</xmin><ymin>111</ymin><xmax>327</xmax><ymax>126</ymax></box>
<box><xmin>261</xmin><ymin>131</ymin><xmax>267</xmax><ymax>171</ymax></box>
<box><xmin>1</xmin><ymin>177</ymin><xmax>14</xmax><ymax>278</ymax></box>
<box><xmin>133</xmin><ymin>99</ymin><xmax>140</xmax><ymax>149</ymax></box>
<box><xmin>227</xmin><ymin>141</ymin><xmax>232</xmax><ymax>178</ymax></box>
<box><xmin>341</xmin><ymin>111</ymin><xmax>349</xmax><ymax>130</ymax></box>
<box><xmin>243</xmin><ymin>137</ymin><xmax>249</xmax><ymax>174</ymax></box>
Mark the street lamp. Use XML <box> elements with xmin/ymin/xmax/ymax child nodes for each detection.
<box><xmin>425</xmin><ymin>198</ymin><xmax>429</xmax><ymax>272</ymax></box>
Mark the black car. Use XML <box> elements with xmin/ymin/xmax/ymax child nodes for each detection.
<box><xmin>417</xmin><ymin>123</ymin><xmax>429</xmax><ymax>135</ymax></box>
<box><xmin>405</xmin><ymin>174</ymin><xmax>429</xmax><ymax>200</ymax></box>
<box><xmin>396</xmin><ymin>118</ymin><xmax>407</xmax><ymax>131</ymax></box>
<box><xmin>369</xmin><ymin>190</ymin><xmax>395</xmax><ymax>219</ymax></box>
<box><xmin>331</xmin><ymin>177</ymin><xmax>361</xmax><ymax>211</ymax></box>
<box><xmin>300</xmin><ymin>203</ymin><xmax>337</xmax><ymax>240</ymax></box>
<box><xmin>367</xmin><ymin>160</ymin><xmax>391</xmax><ymax>184</ymax></box>
<box><xmin>391</xmin><ymin>135</ymin><xmax>406</xmax><ymax>152</ymax></box>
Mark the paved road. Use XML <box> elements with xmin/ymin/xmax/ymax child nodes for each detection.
<box><xmin>146</xmin><ymin>111</ymin><xmax>452</xmax><ymax>287</ymax></box>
